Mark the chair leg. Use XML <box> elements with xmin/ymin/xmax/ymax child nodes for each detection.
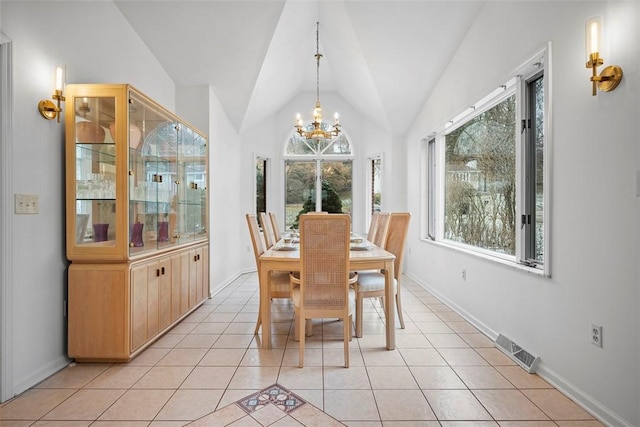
<box><xmin>299</xmin><ymin>315</ymin><xmax>305</xmax><ymax>368</ymax></box>
<box><xmin>254</xmin><ymin>308</ymin><xmax>262</xmax><ymax>335</ymax></box>
<box><xmin>396</xmin><ymin>292</ymin><xmax>405</xmax><ymax>329</ymax></box>
<box><xmin>355</xmin><ymin>294</ymin><xmax>364</xmax><ymax>338</ymax></box>
<box><xmin>343</xmin><ymin>316</ymin><xmax>350</xmax><ymax>368</ymax></box>
<box><xmin>305</xmin><ymin>319</ymin><xmax>313</xmax><ymax>337</ymax></box>
<box><xmin>293</xmin><ymin>312</ymin><xmax>300</xmax><ymax>342</ymax></box>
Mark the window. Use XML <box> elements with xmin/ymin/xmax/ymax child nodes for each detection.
<box><xmin>370</xmin><ymin>156</ymin><xmax>382</xmax><ymax>214</ymax></box>
<box><xmin>284</xmin><ymin>133</ymin><xmax>353</xmax><ymax>229</ymax></box>
<box><xmin>523</xmin><ymin>73</ymin><xmax>545</xmax><ymax>264</ymax></box>
<box><xmin>444</xmin><ymin>93</ymin><xmax>517</xmax><ymax>255</ymax></box>
<box><xmin>424</xmin><ymin>49</ymin><xmax>549</xmax><ymax>274</ymax></box>
<box><xmin>256</xmin><ymin>157</ymin><xmax>267</xmax><ymax>217</ymax></box>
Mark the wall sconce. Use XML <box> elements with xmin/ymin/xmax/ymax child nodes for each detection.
<box><xmin>38</xmin><ymin>62</ymin><xmax>66</xmax><ymax>122</ymax></box>
<box><xmin>585</xmin><ymin>16</ymin><xmax>623</xmax><ymax>96</ymax></box>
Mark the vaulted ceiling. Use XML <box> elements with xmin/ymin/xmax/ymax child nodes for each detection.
<box><xmin>114</xmin><ymin>1</ymin><xmax>484</xmax><ymax>136</ymax></box>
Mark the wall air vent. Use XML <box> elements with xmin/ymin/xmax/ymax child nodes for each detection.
<box><xmin>495</xmin><ymin>334</ymin><xmax>540</xmax><ymax>373</ymax></box>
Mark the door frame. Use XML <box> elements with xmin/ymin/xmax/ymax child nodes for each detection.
<box><xmin>0</xmin><ymin>32</ymin><xmax>14</xmax><ymax>402</ymax></box>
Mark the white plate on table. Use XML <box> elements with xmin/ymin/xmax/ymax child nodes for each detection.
<box><xmin>275</xmin><ymin>244</ymin><xmax>298</xmax><ymax>251</ymax></box>
<box><xmin>350</xmin><ymin>244</ymin><xmax>371</xmax><ymax>251</ymax></box>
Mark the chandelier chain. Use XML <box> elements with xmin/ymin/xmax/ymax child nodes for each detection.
<box><xmin>294</xmin><ymin>21</ymin><xmax>341</xmax><ymax>142</ymax></box>
<box><xmin>315</xmin><ymin>21</ymin><xmax>322</xmax><ymax>105</ymax></box>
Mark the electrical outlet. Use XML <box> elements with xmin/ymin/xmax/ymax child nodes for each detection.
<box><xmin>591</xmin><ymin>324</ymin><xmax>603</xmax><ymax>348</ymax></box>
<box><xmin>14</xmin><ymin>194</ymin><xmax>39</xmax><ymax>214</ymax></box>
<box><xmin>461</xmin><ymin>269</ymin><xmax>466</xmax><ymax>281</ymax></box>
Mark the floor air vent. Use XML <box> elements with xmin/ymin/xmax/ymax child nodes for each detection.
<box><xmin>495</xmin><ymin>334</ymin><xmax>540</xmax><ymax>373</ymax></box>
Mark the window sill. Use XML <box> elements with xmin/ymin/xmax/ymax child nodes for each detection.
<box><xmin>420</xmin><ymin>238</ymin><xmax>549</xmax><ymax>278</ymax></box>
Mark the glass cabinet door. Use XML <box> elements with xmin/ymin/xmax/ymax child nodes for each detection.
<box><xmin>74</xmin><ymin>96</ymin><xmax>117</xmax><ymax>247</ymax></box>
<box><xmin>129</xmin><ymin>92</ymin><xmax>178</xmax><ymax>256</ymax></box>
<box><xmin>177</xmin><ymin>125</ymin><xmax>207</xmax><ymax>243</ymax></box>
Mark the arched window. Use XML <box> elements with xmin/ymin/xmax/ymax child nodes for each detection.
<box><xmin>284</xmin><ymin>133</ymin><xmax>353</xmax><ymax>229</ymax></box>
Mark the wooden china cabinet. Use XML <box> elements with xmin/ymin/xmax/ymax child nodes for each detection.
<box><xmin>65</xmin><ymin>84</ymin><xmax>209</xmax><ymax>362</ymax></box>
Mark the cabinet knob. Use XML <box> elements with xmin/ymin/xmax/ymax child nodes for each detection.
<box><xmin>161</xmin><ymin>266</ymin><xmax>165</xmax><ymax>275</ymax></box>
<box><xmin>156</xmin><ymin>269</ymin><xmax>160</xmax><ymax>277</ymax></box>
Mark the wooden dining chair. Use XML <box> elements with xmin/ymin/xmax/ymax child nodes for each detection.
<box><xmin>260</xmin><ymin>212</ymin><xmax>276</xmax><ymax>249</ymax></box>
<box><xmin>246</xmin><ymin>213</ymin><xmax>291</xmax><ymax>335</ymax></box>
<box><xmin>372</xmin><ymin>211</ymin><xmax>390</xmax><ymax>247</ymax></box>
<box><xmin>290</xmin><ymin>213</ymin><xmax>355</xmax><ymax>368</ymax></box>
<box><xmin>355</xmin><ymin>212</ymin><xmax>411</xmax><ymax>338</ymax></box>
<box><xmin>367</xmin><ymin>212</ymin><xmax>380</xmax><ymax>242</ymax></box>
<box><xmin>268</xmin><ymin>212</ymin><xmax>282</xmax><ymax>242</ymax></box>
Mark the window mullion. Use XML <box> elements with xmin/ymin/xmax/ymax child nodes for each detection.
<box><xmin>516</xmin><ymin>76</ymin><xmax>527</xmax><ymax>263</ymax></box>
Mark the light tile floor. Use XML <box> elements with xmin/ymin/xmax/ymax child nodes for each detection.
<box><xmin>0</xmin><ymin>273</ymin><xmax>604</xmax><ymax>426</ymax></box>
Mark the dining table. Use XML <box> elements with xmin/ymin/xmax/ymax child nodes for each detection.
<box><xmin>257</xmin><ymin>236</ymin><xmax>396</xmax><ymax>350</ymax></box>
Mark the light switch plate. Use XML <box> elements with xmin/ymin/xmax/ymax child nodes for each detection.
<box><xmin>14</xmin><ymin>194</ymin><xmax>39</xmax><ymax>214</ymax></box>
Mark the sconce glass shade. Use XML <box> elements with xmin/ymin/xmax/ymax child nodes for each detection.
<box><xmin>585</xmin><ymin>16</ymin><xmax>603</xmax><ymax>61</ymax></box>
<box><xmin>38</xmin><ymin>61</ymin><xmax>66</xmax><ymax>122</ymax></box>
<box><xmin>53</xmin><ymin>63</ymin><xmax>66</xmax><ymax>93</ymax></box>
<box><xmin>584</xmin><ymin>15</ymin><xmax>622</xmax><ymax>96</ymax></box>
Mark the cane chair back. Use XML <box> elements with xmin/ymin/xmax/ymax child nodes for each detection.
<box><xmin>367</xmin><ymin>212</ymin><xmax>380</xmax><ymax>242</ymax></box>
<box><xmin>268</xmin><ymin>212</ymin><xmax>282</xmax><ymax>242</ymax></box>
<box><xmin>372</xmin><ymin>211</ymin><xmax>390</xmax><ymax>247</ymax></box>
<box><xmin>355</xmin><ymin>212</ymin><xmax>411</xmax><ymax>337</ymax></box>
<box><xmin>260</xmin><ymin>212</ymin><xmax>275</xmax><ymax>249</ymax></box>
<box><xmin>291</xmin><ymin>213</ymin><xmax>354</xmax><ymax>367</ymax></box>
<box><xmin>246</xmin><ymin>214</ymin><xmax>291</xmax><ymax>334</ymax></box>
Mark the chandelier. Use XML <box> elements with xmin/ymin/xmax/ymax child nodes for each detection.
<box><xmin>295</xmin><ymin>22</ymin><xmax>341</xmax><ymax>142</ymax></box>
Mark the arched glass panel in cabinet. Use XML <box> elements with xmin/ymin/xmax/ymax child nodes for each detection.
<box><xmin>129</xmin><ymin>92</ymin><xmax>178</xmax><ymax>255</ymax></box>
<box><xmin>74</xmin><ymin>96</ymin><xmax>117</xmax><ymax>247</ymax></box>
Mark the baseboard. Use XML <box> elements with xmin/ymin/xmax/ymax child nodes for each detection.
<box><xmin>535</xmin><ymin>365</ymin><xmax>634</xmax><ymax>427</ymax></box>
<box><xmin>210</xmin><ymin>268</ymin><xmax>255</xmax><ymax>297</ymax></box>
<box><xmin>404</xmin><ymin>271</ymin><xmax>630</xmax><ymax>427</ymax></box>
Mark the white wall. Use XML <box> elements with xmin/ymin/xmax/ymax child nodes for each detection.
<box><xmin>207</xmin><ymin>86</ymin><xmax>247</xmax><ymax>293</ymax></box>
<box><xmin>0</xmin><ymin>1</ymin><xmax>174</xmax><ymax>398</ymax></box>
<box><xmin>404</xmin><ymin>2</ymin><xmax>639</xmax><ymax>426</ymax></box>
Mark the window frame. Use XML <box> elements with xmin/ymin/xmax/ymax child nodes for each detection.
<box><xmin>423</xmin><ymin>46</ymin><xmax>551</xmax><ymax>277</ymax></box>
<box><xmin>283</xmin><ymin>131</ymin><xmax>355</xmax><ymax>229</ymax></box>
<box><xmin>367</xmin><ymin>153</ymin><xmax>383</xmax><ymax>228</ymax></box>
